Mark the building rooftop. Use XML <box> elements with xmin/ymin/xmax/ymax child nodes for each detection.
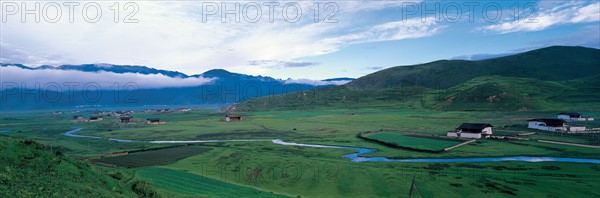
<box><xmin>558</xmin><ymin>112</ymin><xmax>582</xmax><ymax>118</ymax></box>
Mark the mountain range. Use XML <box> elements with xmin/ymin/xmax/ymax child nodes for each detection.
<box><xmin>0</xmin><ymin>64</ymin><xmax>354</xmax><ymax>110</ymax></box>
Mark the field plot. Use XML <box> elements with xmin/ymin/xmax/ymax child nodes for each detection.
<box><xmin>137</xmin><ymin>167</ymin><xmax>287</xmax><ymax>198</ymax></box>
<box><xmin>93</xmin><ymin>146</ymin><xmax>211</xmax><ymax>168</ymax></box>
<box><xmin>364</xmin><ymin>132</ymin><xmax>462</xmax><ymax>152</ymax></box>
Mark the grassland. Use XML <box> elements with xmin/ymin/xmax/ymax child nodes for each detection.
<box><xmin>363</xmin><ymin>132</ymin><xmax>462</xmax><ymax>152</ymax></box>
<box><xmin>3</xmin><ymin>109</ymin><xmax>599</xmax><ymax>159</ymax></box>
<box><xmin>164</xmin><ymin>141</ymin><xmax>600</xmax><ymax>197</ymax></box>
<box><xmin>2</xmin><ymin>109</ymin><xmax>600</xmax><ymax>197</ymax></box>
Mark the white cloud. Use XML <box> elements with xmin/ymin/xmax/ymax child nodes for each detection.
<box><xmin>327</xmin><ymin>17</ymin><xmax>441</xmax><ymax>44</ymax></box>
<box><xmin>0</xmin><ymin>66</ymin><xmax>216</xmax><ymax>89</ymax></box>
<box><xmin>0</xmin><ymin>1</ymin><xmax>431</xmax><ymax>78</ymax></box>
<box><xmin>570</xmin><ymin>2</ymin><xmax>600</xmax><ymax>23</ymax></box>
<box><xmin>482</xmin><ymin>2</ymin><xmax>600</xmax><ymax>34</ymax></box>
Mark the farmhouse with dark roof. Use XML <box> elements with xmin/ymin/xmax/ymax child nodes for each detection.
<box><xmin>447</xmin><ymin>123</ymin><xmax>493</xmax><ymax>139</ymax></box>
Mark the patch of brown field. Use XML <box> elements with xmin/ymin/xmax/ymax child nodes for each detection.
<box><xmin>92</xmin><ymin>147</ymin><xmax>211</xmax><ymax>168</ymax></box>
<box><xmin>508</xmin><ymin>117</ymin><xmax>536</xmax><ymax>121</ymax></box>
<box><xmin>152</xmin><ymin>130</ymin><xmax>185</xmax><ymax>134</ymax></box>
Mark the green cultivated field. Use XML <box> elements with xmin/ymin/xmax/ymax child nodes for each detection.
<box><xmin>364</xmin><ymin>132</ymin><xmax>461</xmax><ymax>151</ymax></box>
<box><xmin>136</xmin><ymin>167</ymin><xmax>288</xmax><ymax>197</ymax></box>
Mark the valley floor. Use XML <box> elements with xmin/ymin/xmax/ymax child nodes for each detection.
<box><xmin>1</xmin><ymin>109</ymin><xmax>600</xmax><ymax>197</ymax></box>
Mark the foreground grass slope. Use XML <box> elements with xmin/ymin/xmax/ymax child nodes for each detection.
<box><xmin>0</xmin><ymin>137</ymin><xmax>159</xmax><ymax>197</ymax></box>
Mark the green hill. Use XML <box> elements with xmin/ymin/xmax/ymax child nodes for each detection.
<box><xmin>0</xmin><ymin>137</ymin><xmax>160</xmax><ymax>197</ymax></box>
<box><xmin>235</xmin><ymin>75</ymin><xmax>600</xmax><ymax>111</ymax></box>
<box><xmin>347</xmin><ymin>46</ymin><xmax>600</xmax><ymax>89</ymax></box>
<box><xmin>235</xmin><ymin>46</ymin><xmax>600</xmax><ymax>111</ymax></box>
<box><xmin>234</xmin><ymin>85</ymin><xmax>430</xmax><ymax>111</ymax></box>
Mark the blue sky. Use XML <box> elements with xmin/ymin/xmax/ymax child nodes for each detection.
<box><xmin>1</xmin><ymin>0</ymin><xmax>599</xmax><ymax>80</ymax></box>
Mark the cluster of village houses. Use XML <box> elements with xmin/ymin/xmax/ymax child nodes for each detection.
<box><xmin>448</xmin><ymin>112</ymin><xmax>595</xmax><ymax>139</ymax></box>
<box><xmin>67</xmin><ymin>108</ymin><xmax>193</xmax><ymax>124</ymax></box>
<box><xmin>66</xmin><ymin>108</ymin><xmax>242</xmax><ymax>125</ymax></box>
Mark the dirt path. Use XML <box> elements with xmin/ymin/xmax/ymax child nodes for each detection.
<box><xmin>444</xmin><ymin>139</ymin><xmax>476</xmax><ymax>151</ymax></box>
<box><xmin>537</xmin><ymin>140</ymin><xmax>600</xmax><ymax>149</ymax></box>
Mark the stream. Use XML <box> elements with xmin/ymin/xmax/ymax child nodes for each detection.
<box><xmin>64</xmin><ymin>128</ymin><xmax>600</xmax><ymax>164</ymax></box>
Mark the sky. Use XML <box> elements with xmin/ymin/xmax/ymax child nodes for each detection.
<box><xmin>1</xmin><ymin>0</ymin><xmax>599</xmax><ymax>80</ymax></box>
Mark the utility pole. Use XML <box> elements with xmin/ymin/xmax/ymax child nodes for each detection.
<box><xmin>408</xmin><ymin>174</ymin><xmax>424</xmax><ymax>198</ymax></box>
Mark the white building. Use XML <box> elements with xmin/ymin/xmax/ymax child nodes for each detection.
<box><xmin>557</xmin><ymin>112</ymin><xmax>594</xmax><ymax>121</ymax></box>
<box><xmin>528</xmin><ymin>118</ymin><xmax>586</xmax><ymax>133</ymax></box>
<box><xmin>178</xmin><ymin>108</ymin><xmax>192</xmax><ymax>112</ymax></box>
<box><xmin>447</xmin><ymin>123</ymin><xmax>493</xmax><ymax>139</ymax></box>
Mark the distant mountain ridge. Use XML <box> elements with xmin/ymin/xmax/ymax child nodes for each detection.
<box><xmin>347</xmin><ymin>46</ymin><xmax>600</xmax><ymax>89</ymax></box>
<box><xmin>0</xmin><ymin>63</ymin><xmax>350</xmax><ymax>84</ymax></box>
<box><xmin>0</xmin><ymin>63</ymin><xmax>352</xmax><ymax>109</ymax></box>
<box><xmin>322</xmin><ymin>77</ymin><xmax>356</xmax><ymax>82</ymax></box>
<box><xmin>235</xmin><ymin>46</ymin><xmax>600</xmax><ymax>111</ymax></box>
<box><xmin>1</xmin><ymin>63</ymin><xmax>188</xmax><ymax>78</ymax></box>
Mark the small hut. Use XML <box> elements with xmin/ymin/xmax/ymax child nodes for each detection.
<box><xmin>73</xmin><ymin>115</ymin><xmax>85</xmax><ymax>121</ymax></box>
<box><xmin>225</xmin><ymin>114</ymin><xmax>242</xmax><ymax>122</ymax></box>
<box><xmin>88</xmin><ymin>116</ymin><xmax>103</xmax><ymax>122</ymax></box>
<box><xmin>146</xmin><ymin>118</ymin><xmax>164</xmax><ymax>125</ymax></box>
<box><xmin>120</xmin><ymin>116</ymin><xmax>132</xmax><ymax>123</ymax></box>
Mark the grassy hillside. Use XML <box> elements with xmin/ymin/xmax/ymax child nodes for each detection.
<box><xmin>236</xmin><ymin>46</ymin><xmax>600</xmax><ymax>111</ymax></box>
<box><xmin>235</xmin><ymin>75</ymin><xmax>600</xmax><ymax>111</ymax></box>
<box><xmin>0</xmin><ymin>137</ymin><xmax>160</xmax><ymax>197</ymax></box>
<box><xmin>433</xmin><ymin>75</ymin><xmax>600</xmax><ymax>111</ymax></box>
<box><xmin>234</xmin><ymin>85</ymin><xmax>431</xmax><ymax>111</ymax></box>
<box><xmin>347</xmin><ymin>46</ymin><xmax>600</xmax><ymax>89</ymax></box>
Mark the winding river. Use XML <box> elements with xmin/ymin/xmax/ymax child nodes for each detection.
<box><xmin>64</xmin><ymin>128</ymin><xmax>600</xmax><ymax>164</ymax></box>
